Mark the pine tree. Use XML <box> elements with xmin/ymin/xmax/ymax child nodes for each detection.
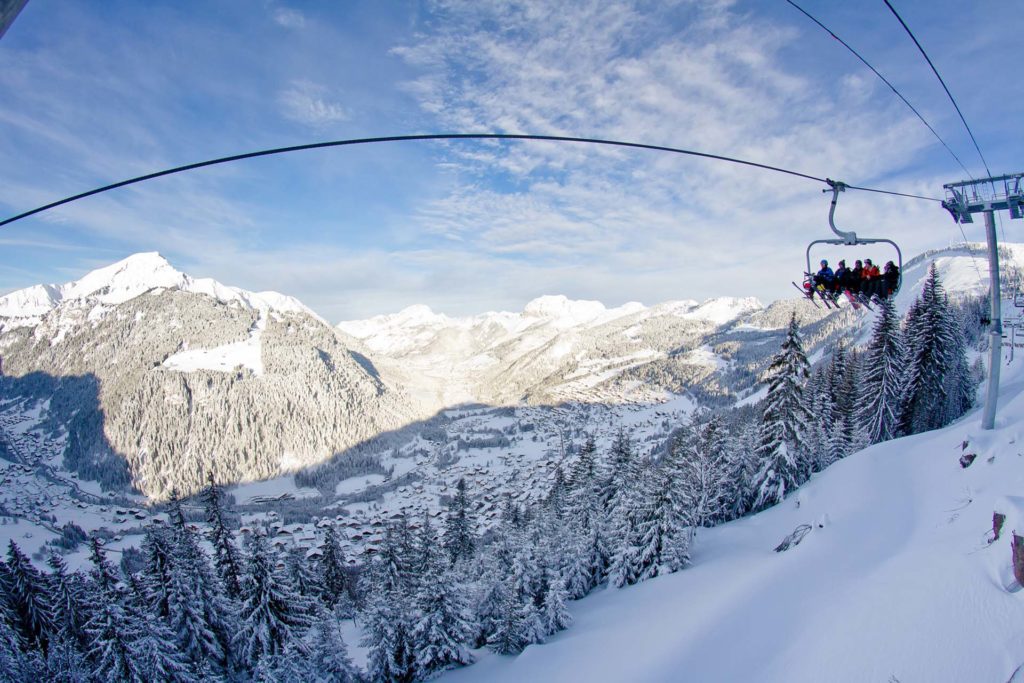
<box><xmin>42</xmin><ymin>635</ymin><xmax>91</xmax><ymax>683</ymax></box>
<box><xmin>284</xmin><ymin>543</ymin><xmax>317</xmax><ymax>602</ymax></box>
<box><xmin>540</xmin><ymin>574</ymin><xmax>572</xmax><ymax>635</ymax></box>
<box><xmin>164</xmin><ymin>503</ymin><xmax>237</xmax><ymax>675</ymax></box>
<box><xmin>3</xmin><ymin>541</ymin><xmax>53</xmax><ymax>656</ymax></box>
<box><xmin>545</xmin><ymin>464</ymin><xmax>569</xmax><ymax>517</ymax></box>
<box><xmin>486</xmin><ymin>577</ymin><xmax>541</xmax><ymax>655</ymax></box>
<box><xmin>361</xmin><ymin>574</ymin><xmax>416</xmax><ymax>683</ymax></box>
<box><xmin>201</xmin><ymin>472</ymin><xmax>243</xmax><ymax>600</ymax></box>
<box><xmin>599</xmin><ymin>428</ymin><xmax>639</xmax><ymax>512</ymax></box>
<box><xmin>252</xmin><ymin>644</ymin><xmax>309</xmax><ymax>683</ymax></box>
<box><xmin>753</xmin><ymin>313</ymin><xmax>811</xmax><ymax>510</ymax></box>
<box><xmin>411</xmin><ymin>545</ymin><xmax>474</xmax><ymax>677</ymax></box>
<box><xmin>444</xmin><ymin>478</ymin><xmax>475</xmax><ymax>565</ymax></box>
<box><xmin>722</xmin><ymin>419</ymin><xmax>760</xmax><ymax>519</ymax></box>
<box><xmin>0</xmin><ymin>614</ymin><xmax>44</xmax><ymax>682</ymax></box>
<box><xmin>900</xmin><ymin>263</ymin><xmax>969</xmax><ymax>435</ymax></box>
<box><xmin>84</xmin><ymin>538</ymin><xmax>133</xmax><ymax>683</ymax></box>
<box><xmin>128</xmin><ymin>614</ymin><xmax>197</xmax><ymax>683</ymax></box>
<box><xmin>682</xmin><ymin>411</ymin><xmax>728</xmax><ymax>530</ymax></box>
<box><xmin>562</xmin><ymin>483</ymin><xmax>610</xmax><ymax>597</ymax></box>
<box><xmin>567</xmin><ymin>433</ymin><xmax>598</xmax><ymax>490</ymax></box>
<box><xmin>859</xmin><ymin>297</ymin><xmax>906</xmax><ymax>443</ymax></box>
<box><xmin>140</xmin><ymin>526</ymin><xmax>174</xmax><ymax>619</ymax></box>
<box><xmin>942</xmin><ymin>307</ymin><xmax>975</xmax><ymax>424</ymax></box>
<box><xmin>45</xmin><ymin>552</ymin><xmax>90</xmax><ymax>659</ymax></box>
<box><xmin>317</xmin><ymin>525</ymin><xmax>349</xmax><ymax>610</ymax></box>
<box><xmin>305</xmin><ymin>610</ymin><xmax>359</xmax><ymax>683</ymax></box>
<box><xmin>234</xmin><ymin>532</ymin><xmax>312</xmax><ymax>670</ymax></box>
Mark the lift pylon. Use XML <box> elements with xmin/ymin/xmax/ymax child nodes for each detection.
<box><xmin>943</xmin><ymin>172</ymin><xmax>1024</xmax><ymax>430</ymax></box>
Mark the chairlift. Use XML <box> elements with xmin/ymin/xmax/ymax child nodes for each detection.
<box><xmin>804</xmin><ymin>179</ymin><xmax>903</xmax><ymax>298</ymax></box>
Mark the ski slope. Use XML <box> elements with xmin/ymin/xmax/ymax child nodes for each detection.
<box><xmin>447</xmin><ymin>352</ymin><xmax>1024</xmax><ymax>682</ymax></box>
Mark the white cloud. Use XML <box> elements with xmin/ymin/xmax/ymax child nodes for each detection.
<box><xmin>277</xmin><ymin>80</ymin><xmax>349</xmax><ymax>126</ymax></box>
<box><xmin>273</xmin><ymin>7</ymin><xmax>306</xmax><ymax>29</ymax></box>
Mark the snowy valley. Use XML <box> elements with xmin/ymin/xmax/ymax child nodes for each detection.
<box><xmin>0</xmin><ymin>244</ymin><xmax>1022</xmax><ymax>681</ymax></box>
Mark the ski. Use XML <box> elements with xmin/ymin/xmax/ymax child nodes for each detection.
<box><xmin>842</xmin><ymin>290</ymin><xmax>861</xmax><ymax>310</ymax></box>
<box><xmin>814</xmin><ymin>285</ymin><xmax>837</xmax><ymax>309</ymax></box>
<box><xmin>793</xmin><ymin>281</ymin><xmax>820</xmax><ymax>308</ymax></box>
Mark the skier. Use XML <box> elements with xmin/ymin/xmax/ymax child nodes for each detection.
<box><xmin>882</xmin><ymin>261</ymin><xmax>900</xmax><ymax>298</ymax></box>
<box><xmin>862</xmin><ymin>258</ymin><xmax>881</xmax><ymax>298</ymax></box>
<box><xmin>834</xmin><ymin>260</ymin><xmax>850</xmax><ymax>293</ymax></box>
<box><xmin>813</xmin><ymin>259</ymin><xmax>835</xmax><ymax>291</ymax></box>
<box><xmin>851</xmin><ymin>259</ymin><xmax>864</xmax><ymax>289</ymax></box>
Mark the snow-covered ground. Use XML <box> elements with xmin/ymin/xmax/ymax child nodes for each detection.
<box><xmin>444</xmin><ymin>351</ymin><xmax>1024</xmax><ymax>683</ymax></box>
<box><xmin>163</xmin><ymin>307</ymin><xmax>268</xmax><ymax>375</ymax></box>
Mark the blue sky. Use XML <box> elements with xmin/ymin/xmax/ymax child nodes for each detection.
<box><xmin>1</xmin><ymin>0</ymin><xmax>1021</xmax><ymax>321</ymax></box>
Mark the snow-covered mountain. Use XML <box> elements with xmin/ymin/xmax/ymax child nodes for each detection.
<box><xmin>338</xmin><ymin>294</ymin><xmax>806</xmax><ymax>409</ymax></box>
<box><xmin>0</xmin><ymin>244</ymin><xmax>1013</xmax><ymax>500</ymax></box>
<box><xmin>0</xmin><ymin>253</ymin><xmax>417</xmax><ymax>498</ymax></box>
<box><xmin>0</xmin><ymin>252</ymin><xmax>313</xmax><ymax>329</ymax></box>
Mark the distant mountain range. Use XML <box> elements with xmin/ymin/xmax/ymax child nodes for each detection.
<box><xmin>0</xmin><ymin>245</ymin><xmax>1010</xmax><ymax>498</ymax></box>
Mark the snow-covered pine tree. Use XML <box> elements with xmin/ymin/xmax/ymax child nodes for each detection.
<box><xmin>599</xmin><ymin>428</ymin><xmax>639</xmax><ymax>512</ymax></box>
<box><xmin>316</xmin><ymin>524</ymin><xmax>349</xmax><ymax>611</ymax></box>
<box><xmin>284</xmin><ymin>542</ymin><xmax>318</xmax><ymax>602</ymax></box>
<box><xmin>140</xmin><ymin>526</ymin><xmax>174</xmax><ymax>619</ymax></box>
<box><xmin>801</xmin><ymin>364</ymin><xmax>831</xmax><ymax>471</ymax></box>
<box><xmin>411</xmin><ymin>538</ymin><xmax>475</xmax><ymax>677</ymax></box>
<box><xmin>305</xmin><ymin>610</ymin><xmax>359</xmax><ymax>683</ymax></box>
<box><xmin>201</xmin><ymin>473</ymin><xmax>243</xmax><ymax>600</ymax></box>
<box><xmin>45</xmin><ymin>552</ymin><xmax>90</xmax><ymax>656</ymax></box>
<box><xmin>361</xmin><ymin>575</ymin><xmax>416</xmax><ymax>682</ymax></box>
<box><xmin>127</xmin><ymin>614</ymin><xmax>197</xmax><ymax>683</ymax></box>
<box><xmin>234</xmin><ymin>531</ymin><xmax>312</xmax><ymax>671</ymax></box>
<box><xmin>83</xmin><ymin>540</ymin><xmax>142</xmax><ymax>683</ymax></box>
<box><xmin>607</xmin><ymin>508</ymin><xmax>641</xmax><ymax>589</ymax></box>
<box><xmin>164</xmin><ymin>541</ymin><xmax>225</xmax><ymax>674</ymax></box>
<box><xmin>42</xmin><ymin>634</ymin><xmax>91</xmax><ymax>682</ymax></box>
<box><xmin>544</xmin><ymin>463</ymin><xmax>569</xmax><ymax>517</ymax></box>
<box><xmin>486</xmin><ymin>576</ymin><xmax>541</xmax><ymax>655</ymax></box>
<box><xmin>251</xmin><ymin>644</ymin><xmax>309</xmax><ymax>683</ymax></box>
<box><xmin>681</xmin><ymin>410</ymin><xmax>729</xmax><ymax>531</ymax></box>
<box><xmin>165</xmin><ymin>498</ymin><xmax>238</xmax><ymax>675</ymax></box>
<box><xmin>899</xmin><ymin>263</ymin><xmax>968</xmax><ymax>435</ymax></box>
<box><xmin>858</xmin><ymin>297</ymin><xmax>906</xmax><ymax>444</ymax></box>
<box><xmin>562</xmin><ymin>481</ymin><xmax>610</xmax><ymax>597</ymax></box>
<box><xmin>0</xmin><ymin>614</ymin><xmax>44</xmax><ymax>681</ymax></box>
<box><xmin>540</xmin><ymin>574</ymin><xmax>573</xmax><ymax>635</ymax></box>
<box><xmin>753</xmin><ymin>313</ymin><xmax>811</xmax><ymax>510</ymax></box>
<box><xmin>722</xmin><ymin>418</ymin><xmax>761</xmax><ymax>519</ymax></box>
<box><xmin>473</xmin><ymin>566</ymin><xmax>508</xmax><ymax>649</ymax></box>
<box><xmin>3</xmin><ymin>541</ymin><xmax>53</xmax><ymax>657</ymax></box>
<box><xmin>942</xmin><ymin>306</ymin><xmax>975</xmax><ymax>424</ymax></box>
<box><xmin>444</xmin><ymin>478</ymin><xmax>475</xmax><ymax>565</ymax></box>
<box><xmin>567</xmin><ymin>433</ymin><xmax>598</xmax><ymax>489</ymax></box>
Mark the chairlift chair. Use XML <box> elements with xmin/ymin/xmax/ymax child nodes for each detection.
<box><xmin>805</xmin><ymin>179</ymin><xmax>903</xmax><ymax>297</ymax></box>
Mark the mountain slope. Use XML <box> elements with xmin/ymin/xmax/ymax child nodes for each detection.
<box><xmin>0</xmin><ymin>254</ymin><xmax>417</xmax><ymax>498</ymax></box>
<box><xmin>338</xmin><ymin>294</ymin><xmax>836</xmax><ymax>409</ymax></box>
<box><xmin>445</xmin><ymin>335</ymin><xmax>1024</xmax><ymax>683</ymax></box>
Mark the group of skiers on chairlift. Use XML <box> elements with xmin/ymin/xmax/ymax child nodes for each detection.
<box><xmin>809</xmin><ymin>257</ymin><xmax>900</xmax><ymax>303</ymax></box>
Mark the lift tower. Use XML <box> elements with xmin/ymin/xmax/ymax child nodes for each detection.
<box><xmin>943</xmin><ymin>173</ymin><xmax>1024</xmax><ymax>430</ymax></box>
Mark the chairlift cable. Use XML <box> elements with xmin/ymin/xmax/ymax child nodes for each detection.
<box><xmin>0</xmin><ymin>133</ymin><xmax>943</xmax><ymax>229</ymax></box>
<box><xmin>881</xmin><ymin>0</ymin><xmax>992</xmax><ymax>179</ymax></box>
<box><xmin>784</xmin><ymin>0</ymin><xmax>974</xmax><ymax>180</ymax></box>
